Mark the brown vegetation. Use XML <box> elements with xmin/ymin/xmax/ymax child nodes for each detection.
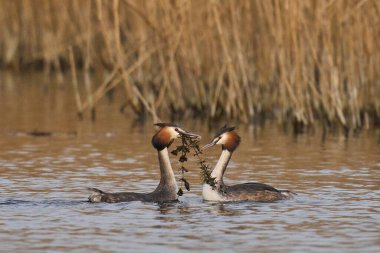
<box><xmin>1</xmin><ymin>0</ymin><xmax>380</xmax><ymax>131</ymax></box>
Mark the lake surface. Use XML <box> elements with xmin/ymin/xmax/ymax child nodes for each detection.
<box><xmin>0</xmin><ymin>72</ymin><xmax>379</xmax><ymax>252</ymax></box>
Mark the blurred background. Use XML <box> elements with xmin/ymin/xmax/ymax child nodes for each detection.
<box><xmin>1</xmin><ymin>0</ymin><xmax>380</xmax><ymax>133</ymax></box>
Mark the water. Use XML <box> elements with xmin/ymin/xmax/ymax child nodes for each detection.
<box><xmin>0</xmin><ymin>72</ymin><xmax>380</xmax><ymax>252</ymax></box>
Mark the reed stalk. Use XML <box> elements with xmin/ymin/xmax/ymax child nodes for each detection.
<box><xmin>68</xmin><ymin>46</ymin><xmax>83</xmax><ymax>119</ymax></box>
<box><xmin>1</xmin><ymin>0</ymin><xmax>379</xmax><ymax>131</ymax></box>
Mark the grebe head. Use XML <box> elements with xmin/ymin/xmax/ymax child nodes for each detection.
<box><xmin>203</xmin><ymin>125</ymin><xmax>241</xmax><ymax>152</ymax></box>
<box><xmin>152</xmin><ymin>123</ymin><xmax>200</xmax><ymax>151</ymax></box>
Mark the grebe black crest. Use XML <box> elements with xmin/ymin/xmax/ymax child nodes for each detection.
<box><xmin>88</xmin><ymin>123</ymin><xmax>200</xmax><ymax>203</ymax></box>
<box><xmin>202</xmin><ymin>125</ymin><xmax>294</xmax><ymax>202</ymax></box>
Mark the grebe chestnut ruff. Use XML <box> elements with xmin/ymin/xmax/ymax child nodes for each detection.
<box><xmin>202</xmin><ymin>125</ymin><xmax>294</xmax><ymax>202</ymax></box>
<box><xmin>88</xmin><ymin>123</ymin><xmax>200</xmax><ymax>203</ymax></box>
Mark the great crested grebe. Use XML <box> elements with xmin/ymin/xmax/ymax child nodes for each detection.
<box><xmin>88</xmin><ymin>123</ymin><xmax>200</xmax><ymax>203</ymax></box>
<box><xmin>202</xmin><ymin>125</ymin><xmax>293</xmax><ymax>202</ymax></box>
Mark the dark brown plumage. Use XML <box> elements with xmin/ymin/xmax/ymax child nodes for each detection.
<box><xmin>222</xmin><ymin>131</ymin><xmax>241</xmax><ymax>152</ymax></box>
<box><xmin>151</xmin><ymin>126</ymin><xmax>174</xmax><ymax>151</ymax></box>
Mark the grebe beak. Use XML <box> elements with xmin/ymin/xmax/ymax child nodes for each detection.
<box><xmin>176</xmin><ymin>128</ymin><xmax>201</xmax><ymax>139</ymax></box>
<box><xmin>202</xmin><ymin>139</ymin><xmax>217</xmax><ymax>150</ymax></box>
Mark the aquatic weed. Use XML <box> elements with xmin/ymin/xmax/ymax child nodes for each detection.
<box><xmin>172</xmin><ymin>135</ymin><xmax>216</xmax><ymax>194</ymax></box>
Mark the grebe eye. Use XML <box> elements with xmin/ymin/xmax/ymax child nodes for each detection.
<box><xmin>175</xmin><ymin>128</ymin><xmax>179</xmax><ymax>131</ymax></box>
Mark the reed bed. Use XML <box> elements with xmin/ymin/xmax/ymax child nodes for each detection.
<box><xmin>1</xmin><ymin>0</ymin><xmax>380</xmax><ymax>131</ymax></box>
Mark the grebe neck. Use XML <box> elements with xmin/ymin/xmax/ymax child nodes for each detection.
<box><xmin>211</xmin><ymin>149</ymin><xmax>232</xmax><ymax>187</ymax></box>
<box><xmin>157</xmin><ymin>147</ymin><xmax>177</xmax><ymax>189</ymax></box>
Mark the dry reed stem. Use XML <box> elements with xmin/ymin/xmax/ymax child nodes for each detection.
<box><xmin>1</xmin><ymin>0</ymin><xmax>380</xmax><ymax>131</ymax></box>
<box><xmin>68</xmin><ymin>46</ymin><xmax>83</xmax><ymax>118</ymax></box>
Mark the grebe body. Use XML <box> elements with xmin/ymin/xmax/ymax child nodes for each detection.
<box><xmin>88</xmin><ymin>123</ymin><xmax>200</xmax><ymax>203</ymax></box>
<box><xmin>202</xmin><ymin>126</ymin><xmax>293</xmax><ymax>202</ymax></box>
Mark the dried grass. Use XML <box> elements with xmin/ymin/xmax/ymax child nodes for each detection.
<box><xmin>1</xmin><ymin>0</ymin><xmax>380</xmax><ymax>131</ymax></box>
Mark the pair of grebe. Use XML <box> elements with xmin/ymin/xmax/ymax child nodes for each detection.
<box><xmin>89</xmin><ymin>123</ymin><xmax>292</xmax><ymax>203</ymax></box>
